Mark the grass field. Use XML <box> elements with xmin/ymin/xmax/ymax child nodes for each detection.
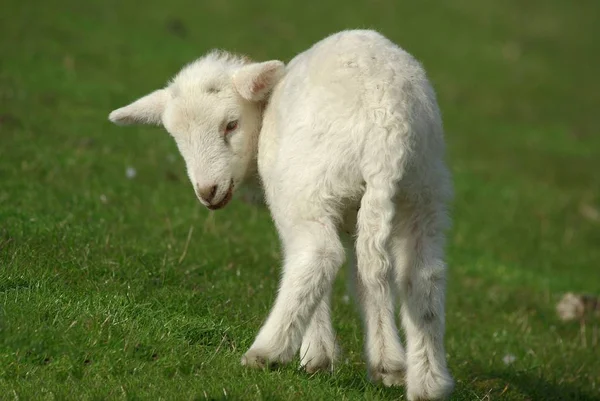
<box><xmin>1</xmin><ymin>0</ymin><xmax>600</xmax><ymax>399</ymax></box>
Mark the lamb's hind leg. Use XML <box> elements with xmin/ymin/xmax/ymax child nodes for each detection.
<box><xmin>393</xmin><ymin>206</ymin><xmax>454</xmax><ymax>401</ymax></box>
<box><xmin>242</xmin><ymin>218</ymin><xmax>344</xmax><ymax>368</ymax></box>
<box><xmin>355</xmin><ymin>181</ymin><xmax>406</xmax><ymax>386</ymax></box>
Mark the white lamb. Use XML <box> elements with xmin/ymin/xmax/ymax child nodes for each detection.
<box><xmin>109</xmin><ymin>30</ymin><xmax>454</xmax><ymax>401</ymax></box>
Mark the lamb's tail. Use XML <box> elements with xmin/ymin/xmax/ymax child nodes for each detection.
<box><xmin>355</xmin><ymin>75</ymin><xmax>441</xmax><ymax>279</ymax></box>
<box><xmin>355</xmin><ymin>106</ymin><xmax>412</xmax><ymax>287</ymax></box>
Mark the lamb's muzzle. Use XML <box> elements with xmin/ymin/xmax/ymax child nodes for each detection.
<box><xmin>197</xmin><ymin>181</ymin><xmax>234</xmax><ymax>210</ymax></box>
<box><xmin>196</xmin><ymin>184</ymin><xmax>217</xmax><ymax>204</ymax></box>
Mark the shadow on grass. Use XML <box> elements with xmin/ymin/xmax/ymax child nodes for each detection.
<box><xmin>461</xmin><ymin>363</ymin><xmax>600</xmax><ymax>401</ymax></box>
<box><xmin>329</xmin><ymin>362</ymin><xmax>600</xmax><ymax>400</ymax></box>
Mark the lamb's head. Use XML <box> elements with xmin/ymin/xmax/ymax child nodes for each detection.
<box><xmin>109</xmin><ymin>51</ymin><xmax>284</xmax><ymax>210</ymax></box>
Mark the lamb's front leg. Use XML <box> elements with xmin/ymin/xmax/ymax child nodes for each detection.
<box><xmin>300</xmin><ymin>289</ymin><xmax>338</xmax><ymax>373</ymax></box>
<box><xmin>242</xmin><ymin>219</ymin><xmax>345</xmax><ymax>368</ymax></box>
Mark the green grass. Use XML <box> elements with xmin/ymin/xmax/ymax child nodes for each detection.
<box><xmin>1</xmin><ymin>0</ymin><xmax>600</xmax><ymax>399</ymax></box>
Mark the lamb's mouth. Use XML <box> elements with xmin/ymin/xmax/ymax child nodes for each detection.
<box><xmin>207</xmin><ymin>182</ymin><xmax>234</xmax><ymax>210</ymax></box>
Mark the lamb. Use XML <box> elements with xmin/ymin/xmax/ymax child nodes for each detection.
<box><xmin>109</xmin><ymin>30</ymin><xmax>454</xmax><ymax>401</ymax></box>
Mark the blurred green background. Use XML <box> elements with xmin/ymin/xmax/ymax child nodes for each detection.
<box><xmin>1</xmin><ymin>0</ymin><xmax>599</xmax><ymax>399</ymax></box>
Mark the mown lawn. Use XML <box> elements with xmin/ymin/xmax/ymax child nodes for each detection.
<box><xmin>1</xmin><ymin>0</ymin><xmax>599</xmax><ymax>399</ymax></box>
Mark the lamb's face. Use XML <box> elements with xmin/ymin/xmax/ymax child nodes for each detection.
<box><xmin>109</xmin><ymin>53</ymin><xmax>284</xmax><ymax>211</ymax></box>
<box><xmin>162</xmin><ymin>89</ymin><xmax>261</xmax><ymax>209</ymax></box>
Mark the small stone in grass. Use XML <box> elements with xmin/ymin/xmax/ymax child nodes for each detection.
<box><xmin>126</xmin><ymin>166</ymin><xmax>137</xmax><ymax>179</ymax></box>
<box><xmin>502</xmin><ymin>354</ymin><xmax>516</xmax><ymax>365</ymax></box>
<box><xmin>556</xmin><ymin>292</ymin><xmax>600</xmax><ymax>321</ymax></box>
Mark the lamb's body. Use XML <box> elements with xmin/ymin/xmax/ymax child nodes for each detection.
<box><xmin>110</xmin><ymin>29</ymin><xmax>454</xmax><ymax>401</ymax></box>
<box><xmin>260</xmin><ymin>30</ymin><xmax>450</xmax><ymax>228</ymax></box>
<box><xmin>252</xmin><ymin>31</ymin><xmax>454</xmax><ymax>400</ymax></box>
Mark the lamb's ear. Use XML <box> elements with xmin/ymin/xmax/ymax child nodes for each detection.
<box><xmin>108</xmin><ymin>89</ymin><xmax>168</xmax><ymax>126</ymax></box>
<box><xmin>233</xmin><ymin>60</ymin><xmax>285</xmax><ymax>101</ymax></box>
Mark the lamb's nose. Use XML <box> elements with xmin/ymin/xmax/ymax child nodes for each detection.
<box><xmin>196</xmin><ymin>184</ymin><xmax>218</xmax><ymax>204</ymax></box>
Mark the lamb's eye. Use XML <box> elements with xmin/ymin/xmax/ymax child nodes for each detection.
<box><xmin>225</xmin><ymin>120</ymin><xmax>238</xmax><ymax>134</ymax></box>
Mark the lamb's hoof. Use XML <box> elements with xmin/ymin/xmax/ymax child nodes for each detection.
<box><xmin>301</xmin><ymin>355</ymin><xmax>333</xmax><ymax>374</ymax></box>
<box><xmin>241</xmin><ymin>348</ymin><xmax>284</xmax><ymax>370</ymax></box>
<box><xmin>369</xmin><ymin>367</ymin><xmax>406</xmax><ymax>387</ymax></box>
<box><xmin>406</xmin><ymin>370</ymin><xmax>454</xmax><ymax>401</ymax></box>
<box><xmin>300</xmin><ymin>342</ymin><xmax>338</xmax><ymax>374</ymax></box>
<box><xmin>241</xmin><ymin>349</ymin><xmax>267</xmax><ymax>369</ymax></box>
